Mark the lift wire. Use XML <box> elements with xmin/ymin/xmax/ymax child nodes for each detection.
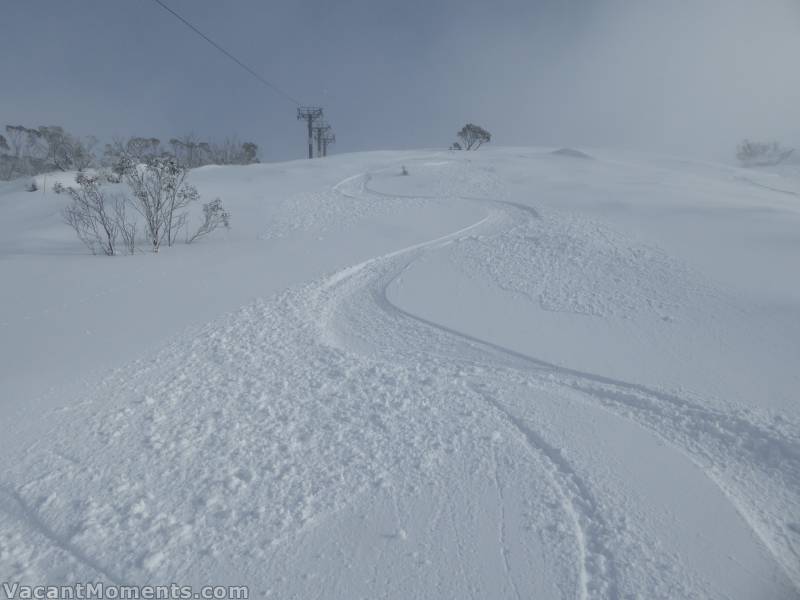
<box><xmin>150</xmin><ymin>0</ymin><xmax>302</xmax><ymax>106</ymax></box>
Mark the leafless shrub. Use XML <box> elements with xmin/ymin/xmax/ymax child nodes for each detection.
<box><xmin>187</xmin><ymin>198</ymin><xmax>230</xmax><ymax>243</ymax></box>
<box><xmin>57</xmin><ymin>173</ymin><xmax>120</xmax><ymax>256</ymax></box>
<box><xmin>121</xmin><ymin>156</ymin><xmax>198</xmax><ymax>252</ymax></box>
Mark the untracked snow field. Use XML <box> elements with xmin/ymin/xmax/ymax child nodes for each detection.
<box><xmin>0</xmin><ymin>148</ymin><xmax>799</xmax><ymax>599</ymax></box>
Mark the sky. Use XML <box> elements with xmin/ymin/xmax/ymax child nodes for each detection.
<box><xmin>2</xmin><ymin>0</ymin><xmax>800</xmax><ymax>162</ymax></box>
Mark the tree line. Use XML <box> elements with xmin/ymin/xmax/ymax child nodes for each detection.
<box><xmin>0</xmin><ymin>125</ymin><xmax>260</xmax><ymax>181</ymax></box>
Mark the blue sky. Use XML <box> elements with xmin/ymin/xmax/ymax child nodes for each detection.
<box><xmin>2</xmin><ymin>0</ymin><xmax>799</xmax><ymax>161</ymax></box>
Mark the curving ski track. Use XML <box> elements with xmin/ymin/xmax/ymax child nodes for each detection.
<box><xmin>0</xmin><ymin>161</ymin><xmax>797</xmax><ymax>598</ymax></box>
<box><xmin>319</xmin><ymin>167</ymin><xmax>800</xmax><ymax>595</ymax></box>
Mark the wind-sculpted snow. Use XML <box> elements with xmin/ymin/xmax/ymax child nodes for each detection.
<box><xmin>1</xmin><ymin>153</ymin><xmax>798</xmax><ymax>599</ymax></box>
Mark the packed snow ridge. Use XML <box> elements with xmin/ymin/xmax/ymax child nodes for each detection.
<box><xmin>0</xmin><ymin>148</ymin><xmax>798</xmax><ymax>599</ymax></box>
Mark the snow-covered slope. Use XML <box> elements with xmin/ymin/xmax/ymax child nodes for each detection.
<box><xmin>0</xmin><ymin>149</ymin><xmax>798</xmax><ymax>599</ymax></box>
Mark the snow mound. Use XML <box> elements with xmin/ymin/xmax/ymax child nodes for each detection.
<box><xmin>552</xmin><ymin>148</ymin><xmax>593</xmax><ymax>160</ymax></box>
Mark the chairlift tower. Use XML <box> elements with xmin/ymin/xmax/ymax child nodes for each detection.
<box><xmin>297</xmin><ymin>107</ymin><xmax>323</xmax><ymax>159</ymax></box>
<box><xmin>312</xmin><ymin>122</ymin><xmax>332</xmax><ymax>158</ymax></box>
<box><xmin>322</xmin><ymin>132</ymin><xmax>336</xmax><ymax>157</ymax></box>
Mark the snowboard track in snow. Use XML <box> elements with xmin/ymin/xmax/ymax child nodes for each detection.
<box><xmin>321</xmin><ymin>164</ymin><xmax>800</xmax><ymax>594</ymax></box>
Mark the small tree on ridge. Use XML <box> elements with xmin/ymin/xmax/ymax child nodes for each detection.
<box><xmin>457</xmin><ymin>124</ymin><xmax>491</xmax><ymax>150</ymax></box>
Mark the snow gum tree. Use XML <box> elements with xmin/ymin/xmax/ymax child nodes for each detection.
<box><xmin>457</xmin><ymin>124</ymin><xmax>491</xmax><ymax>150</ymax></box>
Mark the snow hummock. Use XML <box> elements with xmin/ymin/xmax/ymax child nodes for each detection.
<box><xmin>552</xmin><ymin>147</ymin><xmax>594</xmax><ymax>159</ymax></box>
<box><xmin>0</xmin><ymin>148</ymin><xmax>798</xmax><ymax>599</ymax></box>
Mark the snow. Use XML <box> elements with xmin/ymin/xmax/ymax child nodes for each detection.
<box><xmin>0</xmin><ymin>148</ymin><xmax>798</xmax><ymax>599</ymax></box>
